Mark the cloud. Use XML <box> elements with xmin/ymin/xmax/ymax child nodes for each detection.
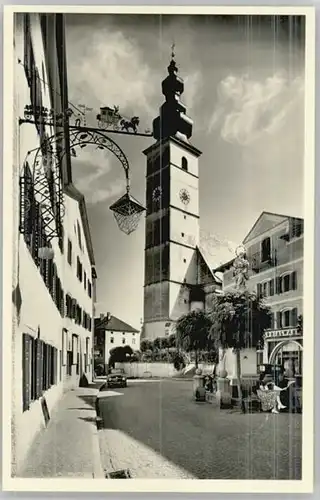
<box><xmin>183</xmin><ymin>71</ymin><xmax>202</xmax><ymax>111</ymax></box>
<box><xmin>66</xmin><ymin>27</ymin><xmax>155</xmax><ymax>122</ymax></box>
<box><xmin>208</xmin><ymin>72</ymin><xmax>304</xmax><ymax>145</ymax></box>
<box><xmin>73</xmin><ymin>152</ymin><xmax>126</xmax><ymax>205</ymax></box>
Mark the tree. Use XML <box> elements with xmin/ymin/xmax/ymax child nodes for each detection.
<box><xmin>109</xmin><ymin>345</ymin><xmax>134</xmax><ymax>366</ymax></box>
<box><xmin>168</xmin><ymin>333</ymin><xmax>177</xmax><ymax>349</ymax></box>
<box><xmin>209</xmin><ymin>290</ymin><xmax>271</xmax><ymax>402</ymax></box>
<box><xmin>175</xmin><ymin>309</ymin><xmax>213</xmax><ymax>368</ymax></box>
<box><xmin>153</xmin><ymin>337</ymin><xmax>163</xmax><ymax>350</ymax></box>
<box><xmin>140</xmin><ymin>339</ymin><xmax>153</xmax><ymax>352</ymax></box>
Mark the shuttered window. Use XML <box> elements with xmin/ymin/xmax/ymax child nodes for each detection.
<box><xmin>282</xmin><ymin>310</ymin><xmax>291</xmax><ymax>327</ymax></box>
<box><xmin>282</xmin><ymin>274</ymin><xmax>290</xmax><ymax>293</ymax></box>
<box><xmin>35</xmin><ymin>339</ymin><xmax>44</xmax><ymax>399</ymax></box>
<box><xmin>276</xmin><ymin>311</ymin><xmax>282</xmax><ymax>329</ymax></box>
<box><xmin>275</xmin><ymin>276</ymin><xmax>281</xmax><ymax>294</ymax></box>
<box><xmin>269</xmin><ymin>279</ymin><xmax>275</xmax><ymax>296</ymax></box>
<box><xmin>22</xmin><ymin>334</ymin><xmax>32</xmax><ymax>412</ymax></box>
<box><xmin>291</xmin><ymin>308</ymin><xmax>298</xmax><ymax>326</ymax></box>
<box><xmin>22</xmin><ymin>335</ymin><xmax>58</xmax><ymax>412</ymax></box>
<box><xmin>59</xmin><ymin>350</ymin><xmax>62</xmax><ymax>381</ymax></box>
<box><xmin>257</xmin><ymin>283</ymin><xmax>262</xmax><ymax>298</ymax></box>
<box><xmin>291</xmin><ymin>271</ymin><xmax>297</xmax><ymax>290</ymax></box>
<box><xmin>261</xmin><ymin>237</ymin><xmax>271</xmax><ymax>263</ymax></box>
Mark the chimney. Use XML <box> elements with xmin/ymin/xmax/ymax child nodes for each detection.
<box><xmin>100</xmin><ymin>313</ymin><xmax>105</xmax><ymax>321</ymax></box>
<box><xmin>106</xmin><ymin>312</ymin><xmax>111</xmax><ymax>322</ymax></box>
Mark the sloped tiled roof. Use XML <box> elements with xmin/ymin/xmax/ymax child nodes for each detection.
<box><xmin>94</xmin><ymin>315</ymin><xmax>139</xmax><ymax>333</ymax></box>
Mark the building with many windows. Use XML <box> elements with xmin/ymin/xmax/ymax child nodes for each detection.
<box><xmin>12</xmin><ymin>13</ymin><xmax>96</xmax><ymax>473</ymax></box>
<box><xmin>94</xmin><ymin>314</ymin><xmax>140</xmax><ymax>370</ymax></box>
<box><xmin>214</xmin><ymin>211</ymin><xmax>303</xmax><ymax>378</ymax></box>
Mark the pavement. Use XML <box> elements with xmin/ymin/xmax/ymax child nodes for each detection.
<box><xmin>17</xmin><ymin>382</ymin><xmax>104</xmax><ymax>478</ymax></box>
<box><xmin>97</xmin><ymin>379</ymin><xmax>302</xmax><ymax>480</ymax></box>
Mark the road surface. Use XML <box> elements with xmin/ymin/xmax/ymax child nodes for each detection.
<box><xmin>97</xmin><ymin>379</ymin><xmax>302</xmax><ymax>480</ymax></box>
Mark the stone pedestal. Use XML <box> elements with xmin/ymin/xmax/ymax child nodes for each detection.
<box><xmin>193</xmin><ymin>374</ymin><xmax>205</xmax><ymax>401</ymax></box>
<box><xmin>216</xmin><ymin>377</ymin><xmax>232</xmax><ymax>409</ymax></box>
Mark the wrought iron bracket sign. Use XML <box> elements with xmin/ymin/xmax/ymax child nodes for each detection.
<box><xmin>20</xmin><ymin>105</ymin><xmax>152</xmax><ymax>137</ymax></box>
<box><xmin>19</xmin><ymin>104</ymin><xmax>148</xmax><ymax>238</ymax></box>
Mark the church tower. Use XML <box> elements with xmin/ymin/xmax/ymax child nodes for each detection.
<box><xmin>142</xmin><ymin>52</ymin><xmax>203</xmax><ymax>341</ymax></box>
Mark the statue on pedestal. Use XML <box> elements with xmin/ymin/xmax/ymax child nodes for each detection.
<box><xmin>232</xmin><ymin>245</ymin><xmax>249</xmax><ymax>291</ymax></box>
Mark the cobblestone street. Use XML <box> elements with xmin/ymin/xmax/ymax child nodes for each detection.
<box><xmin>98</xmin><ymin>379</ymin><xmax>302</xmax><ymax>480</ymax></box>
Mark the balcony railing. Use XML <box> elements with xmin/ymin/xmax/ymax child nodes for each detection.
<box><xmin>249</xmin><ymin>250</ymin><xmax>277</xmax><ymax>273</ymax></box>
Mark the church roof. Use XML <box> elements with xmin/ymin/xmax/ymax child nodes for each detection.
<box><xmin>95</xmin><ymin>315</ymin><xmax>139</xmax><ymax>333</ymax></box>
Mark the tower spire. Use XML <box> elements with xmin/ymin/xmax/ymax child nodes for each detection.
<box><xmin>171</xmin><ymin>42</ymin><xmax>175</xmax><ymax>60</ymax></box>
<box><xmin>152</xmin><ymin>46</ymin><xmax>193</xmax><ymax>142</ymax></box>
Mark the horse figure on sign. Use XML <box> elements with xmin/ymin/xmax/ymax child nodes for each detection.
<box><xmin>120</xmin><ymin>116</ymin><xmax>140</xmax><ymax>134</ymax></box>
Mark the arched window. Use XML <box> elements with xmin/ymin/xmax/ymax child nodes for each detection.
<box><xmin>181</xmin><ymin>157</ymin><xmax>188</xmax><ymax>171</ymax></box>
<box><xmin>280</xmin><ymin>271</ymin><xmax>297</xmax><ymax>293</ymax></box>
<box><xmin>277</xmin><ymin>307</ymin><xmax>298</xmax><ymax>328</ymax></box>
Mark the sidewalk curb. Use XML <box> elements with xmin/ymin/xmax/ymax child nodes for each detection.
<box><xmin>91</xmin><ymin>382</ymin><xmax>106</xmax><ymax>479</ymax></box>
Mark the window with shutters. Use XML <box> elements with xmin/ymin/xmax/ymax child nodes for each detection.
<box><xmin>262</xmin><ymin>281</ymin><xmax>268</xmax><ymax>297</ymax></box>
<box><xmin>59</xmin><ymin>350</ymin><xmax>62</xmax><ymax>381</ymax></box>
<box><xmin>276</xmin><ymin>311</ymin><xmax>282</xmax><ymax>329</ymax></box>
<box><xmin>291</xmin><ymin>307</ymin><xmax>298</xmax><ymax>326</ymax></box>
<box><xmin>257</xmin><ymin>283</ymin><xmax>262</xmax><ymax>298</ymax></box>
<box><xmin>269</xmin><ymin>312</ymin><xmax>275</xmax><ymax>329</ymax></box>
<box><xmin>282</xmin><ymin>274</ymin><xmax>290</xmax><ymax>293</ymax></box>
<box><xmin>279</xmin><ymin>272</ymin><xmax>297</xmax><ymax>293</ymax></box>
<box><xmin>67</xmin><ymin>239</ymin><xmax>72</xmax><ymax>265</ymax></box>
<box><xmin>291</xmin><ymin>271</ymin><xmax>297</xmax><ymax>290</ymax></box>
<box><xmin>22</xmin><ymin>335</ymin><xmax>58</xmax><ymax>411</ymax></box>
<box><xmin>282</xmin><ymin>309</ymin><xmax>291</xmax><ymax>328</ymax></box>
<box><xmin>277</xmin><ymin>308</ymin><xmax>298</xmax><ymax>329</ymax></box>
<box><xmin>76</xmin><ymin>257</ymin><xmax>83</xmax><ymax>281</ymax></box>
<box><xmin>77</xmin><ymin>221</ymin><xmax>83</xmax><ymax>251</ymax></box>
<box><xmin>269</xmin><ymin>279</ymin><xmax>275</xmax><ymax>296</ymax></box>
<box><xmin>22</xmin><ymin>334</ymin><xmax>32</xmax><ymax>412</ymax></box>
<box><xmin>72</xmin><ymin>335</ymin><xmax>78</xmax><ymax>364</ymax></box>
<box><xmin>35</xmin><ymin>339</ymin><xmax>44</xmax><ymax>399</ymax></box>
<box><xmin>261</xmin><ymin>237</ymin><xmax>271</xmax><ymax>262</ymax></box>
<box><xmin>62</xmin><ymin>329</ymin><xmax>67</xmax><ymax>366</ymax></box>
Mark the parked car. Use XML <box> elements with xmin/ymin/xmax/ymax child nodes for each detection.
<box><xmin>107</xmin><ymin>368</ymin><xmax>127</xmax><ymax>388</ymax></box>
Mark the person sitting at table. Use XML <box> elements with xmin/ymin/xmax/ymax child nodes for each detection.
<box><xmin>257</xmin><ymin>374</ymin><xmax>294</xmax><ymax>413</ymax></box>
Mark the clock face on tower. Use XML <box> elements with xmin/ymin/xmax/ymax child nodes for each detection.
<box><xmin>179</xmin><ymin>188</ymin><xmax>190</xmax><ymax>205</ymax></box>
<box><xmin>152</xmin><ymin>186</ymin><xmax>162</xmax><ymax>202</ymax></box>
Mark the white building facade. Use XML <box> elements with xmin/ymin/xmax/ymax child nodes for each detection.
<box><xmin>215</xmin><ymin>212</ymin><xmax>303</xmax><ymax>380</ymax></box>
<box><xmin>94</xmin><ymin>314</ymin><xmax>140</xmax><ymax>369</ymax></box>
<box><xmin>12</xmin><ymin>13</ymin><xmax>96</xmax><ymax>474</ymax></box>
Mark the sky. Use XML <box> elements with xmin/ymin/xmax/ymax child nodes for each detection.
<box><xmin>65</xmin><ymin>14</ymin><xmax>305</xmax><ymax>329</ymax></box>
